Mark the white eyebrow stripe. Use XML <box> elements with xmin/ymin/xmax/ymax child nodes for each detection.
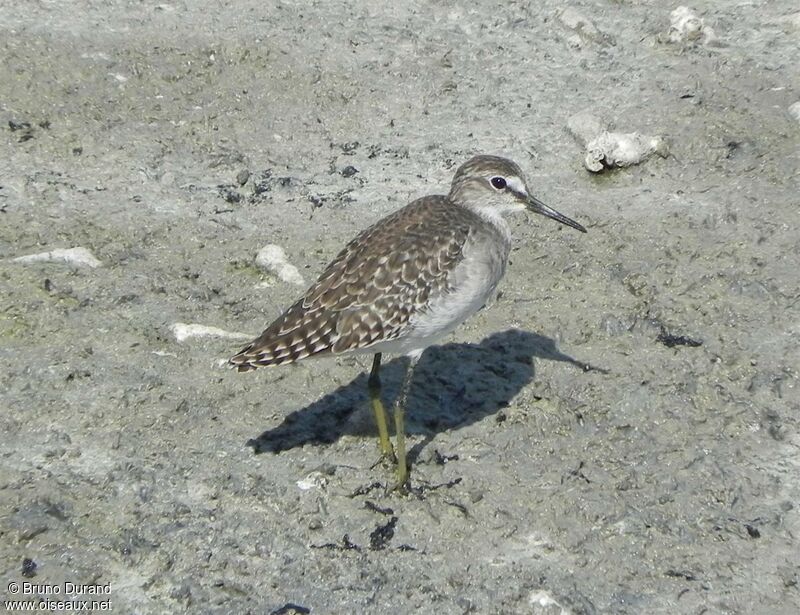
<box><xmin>505</xmin><ymin>176</ymin><xmax>527</xmax><ymax>195</ymax></box>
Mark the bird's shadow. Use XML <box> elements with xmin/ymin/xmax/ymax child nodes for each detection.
<box><xmin>246</xmin><ymin>329</ymin><xmax>596</xmax><ymax>457</ymax></box>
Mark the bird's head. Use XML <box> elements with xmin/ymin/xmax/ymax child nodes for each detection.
<box><xmin>449</xmin><ymin>155</ymin><xmax>586</xmax><ymax>233</ymax></box>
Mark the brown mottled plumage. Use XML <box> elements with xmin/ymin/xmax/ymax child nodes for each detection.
<box><xmin>230</xmin><ymin>155</ymin><xmax>586</xmax><ymax>487</ymax></box>
<box><xmin>230</xmin><ymin>196</ymin><xmax>479</xmax><ymax>369</ymax></box>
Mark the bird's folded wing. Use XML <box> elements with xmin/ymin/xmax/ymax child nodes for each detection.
<box><xmin>229</xmin><ymin>196</ymin><xmax>475</xmax><ymax>369</ymax></box>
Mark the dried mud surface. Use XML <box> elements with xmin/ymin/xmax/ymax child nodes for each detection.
<box><xmin>1</xmin><ymin>1</ymin><xmax>799</xmax><ymax>613</ymax></box>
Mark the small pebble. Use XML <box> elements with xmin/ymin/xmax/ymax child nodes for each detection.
<box><xmin>558</xmin><ymin>7</ymin><xmax>613</xmax><ymax>46</ymax></box>
<box><xmin>296</xmin><ymin>471</ymin><xmax>328</xmax><ymax>491</ymax></box>
<box><xmin>788</xmin><ymin>102</ymin><xmax>800</xmax><ymax>123</ymax></box>
<box><xmin>529</xmin><ymin>589</ymin><xmax>572</xmax><ymax>614</ymax></box>
<box><xmin>308</xmin><ymin>518</ymin><xmax>323</xmax><ymax>530</ymax></box>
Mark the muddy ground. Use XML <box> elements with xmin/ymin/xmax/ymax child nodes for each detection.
<box><xmin>1</xmin><ymin>1</ymin><xmax>799</xmax><ymax>613</ymax></box>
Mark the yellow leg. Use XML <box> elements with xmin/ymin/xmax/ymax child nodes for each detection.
<box><xmin>394</xmin><ymin>402</ymin><xmax>408</xmax><ymax>487</ymax></box>
<box><xmin>391</xmin><ymin>356</ymin><xmax>418</xmax><ymax>490</ymax></box>
<box><xmin>368</xmin><ymin>353</ymin><xmax>394</xmax><ymax>458</ymax></box>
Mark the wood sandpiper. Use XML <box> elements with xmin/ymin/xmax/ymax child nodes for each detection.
<box><xmin>230</xmin><ymin>155</ymin><xmax>586</xmax><ymax>489</ymax></box>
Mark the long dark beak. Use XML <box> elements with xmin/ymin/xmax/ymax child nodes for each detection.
<box><xmin>526</xmin><ymin>195</ymin><xmax>587</xmax><ymax>233</ymax></box>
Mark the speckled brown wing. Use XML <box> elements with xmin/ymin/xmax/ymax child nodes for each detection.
<box><xmin>229</xmin><ymin>196</ymin><xmax>474</xmax><ymax>371</ymax></box>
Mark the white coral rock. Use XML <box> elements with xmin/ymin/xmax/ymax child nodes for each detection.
<box><xmin>255</xmin><ymin>244</ymin><xmax>305</xmax><ymax>286</ymax></box>
<box><xmin>12</xmin><ymin>247</ymin><xmax>102</xmax><ymax>268</ymax></box>
<box><xmin>668</xmin><ymin>6</ymin><xmax>717</xmax><ymax>45</ymax></box>
<box><xmin>171</xmin><ymin>323</ymin><xmax>252</xmax><ymax>343</ymax></box>
<box><xmin>584</xmin><ymin>131</ymin><xmax>668</xmax><ymax>173</ymax></box>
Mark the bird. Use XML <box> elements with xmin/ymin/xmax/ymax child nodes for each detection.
<box><xmin>230</xmin><ymin>154</ymin><xmax>586</xmax><ymax>489</ymax></box>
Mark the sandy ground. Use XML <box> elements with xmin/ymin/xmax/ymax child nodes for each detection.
<box><xmin>1</xmin><ymin>1</ymin><xmax>799</xmax><ymax>613</ymax></box>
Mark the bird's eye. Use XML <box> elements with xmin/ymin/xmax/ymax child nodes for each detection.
<box><xmin>490</xmin><ymin>177</ymin><xmax>507</xmax><ymax>190</ymax></box>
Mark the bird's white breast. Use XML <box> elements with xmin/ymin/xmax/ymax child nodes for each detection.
<box><xmin>400</xmin><ymin>226</ymin><xmax>510</xmax><ymax>356</ymax></box>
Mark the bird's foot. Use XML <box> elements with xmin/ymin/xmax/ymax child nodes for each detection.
<box><xmin>386</xmin><ymin>476</ymin><xmax>410</xmax><ymax>495</ymax></box>
<box><xmin>370</xmin><ymin>449</ymin><xmax>396</xmax><ymax>471</ymax></box>
<box><xmin>368</xmin><ymin>451</ymin><xmax>410</xmax><ymax>494</ymax></box>
<box><xmin>386</xmin><ymin>453</ymin><xmax>409</xmax><ymax>494</ymax></box>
